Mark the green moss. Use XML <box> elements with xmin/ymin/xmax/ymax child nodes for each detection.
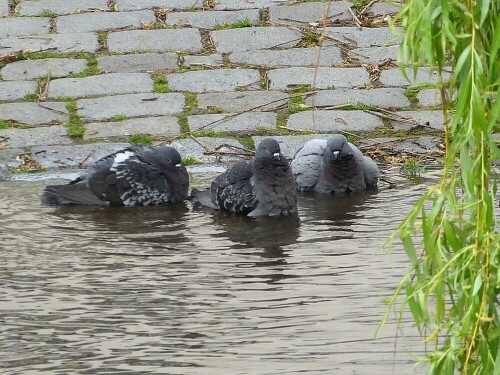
<box><xmin>52</xmin><ymin>96</ymin><xmax>73</xmax><ymax>102</ymax></box>
<box><xmin>184</xmin><ymin>93</ymin><xmax>198</xmax><ymax>112</ymax></box>
<box><xmin>296</xmin><ymin>30</ymin><xmax>320</xmax><ymax>48</ymax></box>
<box><xmin>288</xmin><ymin>90</ymin><xmax>311</xmax><ymax>114</ymax></box>
<box><xmin>180</xmin><ymin>156</ymin><xmax>200</xmax><ymax>166</ymax></box>
<box><xmin>67</xmin><ymin>66</ymin><xmax>103</xmax><ymax>78</ymax></box>
<box><xmin>237</xmin><ymin>136</ymin><xmax>255</xmax><ymax>149</ymax></box>
<box><xmin>178</xmin><ymin>116</ymin><xmax>190</xmax><ymax>133</ymax></box>
<box><xmin>129</xmin><ymin>134</ymin><xmax>155</xmax><ymax>144</ymax></box>
<box><xmin>23</xmin><ymin>93</ymin><xmax>39</xmax><ymax>101</ymax></box>
<box><xmin>40</xmin><ymin>9</ymin><xmax>56</xmax><ymax>17</ymax></box>
<box><xmin>109</xmin><ymin>115</ymin><xmax>128</xmax><ymax>122</ymax></box>
<box><xmin>213</xmin><ymin>18</ymin><xmax>255</xmax><ymax>30</ymax></box>
<box><xmin>190</xmin><ymin>129</ymin><xmax>230</xmax><ymax>138</ymax></box>
<box><xmin>206</xmin><ymin>105</ymin><xmax>223</xmax><ymax>113</ymax></box>
<box><xmin>351</xmin><ymin>0</ymin><xmax>372</xmax><ymax>11</ymax></box>
<box><xmin>66</xmin><ymin>101</ymin><xmax>85</xmax><ymax>138</ymax></box>
<box><xmin>404</xmin><ymin>87</ymin><xmax>419</xmax><ymax>105</ymax></box>
<box><xmin>0</xmin><ymin>121</ymin><xmax>17</xmax><ymax>129</ymax></box>
<box><xmin>153</xmin><ymin>76</ymin><xmax>170</xmax><ymax>93</ymax></box>
<box><xmin>97</xmin><ymin>32</ymin><xmax>108</xmax><ymax>46</ymax></box>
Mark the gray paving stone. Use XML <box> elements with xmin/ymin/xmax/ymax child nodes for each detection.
<box><xmin>252</xmin><ymin>134</ymin><xmax>331</xmax><ymax>159</ymax></box>
<box><xmin>84</xmin><ymin>116</ymin><xmax>180</xmax><ymax>140</ymax></box>
<box><xmin>197</xmin><ymin>91</ymin><xmax>289</xmax><ymax>112</ymax></box>
<box><xmin>97</xmin><ymin>53</ymin><xmax>178</xmax><ymax>73</ymax></box>
<box><xmin>1</xmin><ymin>58</ymin><xmax>87</xmax><ymax>81</ymax></box>
<box><xmin>417</xmin><ymin>89</ymin><xmax>442</xmax><ymax>107</ymax></box>
<box><xmin>391</xmin><ymin>110</ymin><xmax>445</xmax><ymax>131</ymax></box>
<box><xmin>348</xmin><ymin>45</ymin><xmax>399</xmax><ymax>64</ymax></box>
<box><xmin>0</xmin><ymin>148</ymin><xmax>24</xmax><ymax>170</ymax></box>
<box><xmin>230</xmin><ymin>47</ymin><xmax>343</xmax><ymax>67</ymax></box>
<box><xmin>116</xmin><ymin>0</ymin><xmax>203</xmax><ymax>11</ymax></box>
<box><xmin>211</xmin><ymin>27</ymin><xmax>302</xmax><ymax>53</ymax></box>
<box><xmin>0</xmin><ymin>0</ymin><xmax>8</xmax><ymax>16</ymax></box>
<box><xmin>32</xmin><ymin>143</ymin><xmax>131</xmax><ymax>169</ymax></box>
<box><xmin>268</xmin><ymin>67</ymin><xmax>370</xmax><ymax>90</ymax></box>
<box><xmin>18</xmin><ymin>0</ymin><xmax>109</xmax><ymax>16</ymax></box>
<box><xmin>215</xmin><ymin>0</ymin><xmax>293</xmax><ymax>10</ymax></box>
<box><xmin>326</xmin><ymin>27</ymin><xmax>401</xmax><ymax>48</ymax></box>
<box><xmin>165</xmin><ymin>9</ymin><xmax>260</xmax><ymax>29</ymax></box>
<box><xmin>287</xmin><ymin>110</ymin><xmax>384</xmax><ymax>132</ymax></box>
<box><xmin>56</xmin><ymin>10</ymin><xmax>156</xmax><ymax>33</ymax></box>
<box><xmin>0</xmin><ymin>81</ymin><xmax>38</xmax><ymax>101</ymax></box>
<box><xmin>108</xmin><ymin>29</ymin><xmax>203</xmax><ymax>53</ymax></box>
<box><xmin>182</xmin><ymin>54</ymin><xmax>223</xmax><ymax>68</ymax></box>
<box><xmin>0</xmin><ymin>126</ymin><xmax>71</xmax><ymax>148</ymax></box>
<box><xmin>167</xmin><ymin>69</ymin><xmax>261</xmax><ymax>93</ymax></box>
<box><xmin>366</xmin><ymin>1</ymin><xmax>400</xmax><ymax>16</ymax></box>
<box><xmin>0</xmin><ymin>17</ymin><xmax>50</xmax><ymax>38</ymax></box>
<box><xmin>379</xmin><ymin>68</ymin><xmax>451</xmax><ymax>86</ymax></box>
<box><xmin>168</xmin><ymin>137</ymin><xmax>246</xmax><ymax>163</ymax></box>
<box><xmin>48</xmin><ymin>73</ymin><xmax>153</xmax><ymax>98</ymax></box>
<box><xmin>188</xmin><ymin>112</ymin><xmax>277</xmax><ymax>132</ymax></box>
<box><xmin>393</xmin><ymin>136</ymin><xmax>443</xmax><ymax>153</ymax></box>
<box><xmin>269</xmin><ymin>1</ymin><xmax>352</xmax><ymax>26</ymax></box>
<box><xmin>305</xmin><ymin>88</ymin><xmax>410</xmax><ymax>108</ymax></box>
<box><xmin>77</xmin><ymin>93</ymin><xmax>185</xmax><ymax>120</ymax></box>
<box><xmin>0</xmin><ymin>102</ymin><xmax>69</xmax><ymax>125</ymax></box>
<box><xmin>0</xmin><ymin>33</ymin><xmax>99</xmax><ymax>57</ymax></box>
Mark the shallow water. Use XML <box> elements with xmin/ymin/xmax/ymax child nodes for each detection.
<box><xmin>1</xmin><ymin>173</ymin><xmax>428</xmax><ymax>374</ymax></box>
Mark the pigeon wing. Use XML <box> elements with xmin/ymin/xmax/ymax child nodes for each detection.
<box><xmin>290</xmin><ymin>139</ymin><xmax>327</xmax><ymax>192</ymax></box>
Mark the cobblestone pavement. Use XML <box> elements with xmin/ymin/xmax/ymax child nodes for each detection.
<box><xmin>0</xmin><ymin>0</ymin><xmax>446</xmax><ymax>178</ymax></box>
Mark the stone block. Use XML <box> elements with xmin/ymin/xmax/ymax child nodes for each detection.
<box><xmin>305</xmin><ymin>88</ymin><xmax>410</xmax><ymax>108</ymax></box>
<box><xmin>0</xmin><ymin>33</ymin><xmax>99</xmax><ymax>57</ymax></box>
<box><xmin>77</xmin><ymin>93</ymin><xmax>185</xmax><ymax>120</ymax></box>
<box><xmin>84</xmin><ymin>116</ymin><xmax>180</xmax><ymax>139</ymax></box>
<box><xmin>18</xmin><ymin>0</ymin><xmax>109</xmax><ymax>16</ymax></box>
<box><xmin>167</xmin><ymin>69</ymin><xmax>261</xmax><ymax>93</ymax></box>
<box><xmin>182</xmin><ymin>54</ymin><xmax>223</xmax><ymax>68</ymax></box>
<box><xmin>215</xmin><ymin>0</ymin><xmax>294</xmax><ymax>9</ymax></box>
<box><xmin>0</xmin><ymin>81</ymin><xmax>38</xmax><ymax>101</ymax></box>
<box><xmin>417</xmin><ymin>89</ymin><xmax>442</xmax><ymax>107</ymax></box>
<box><xmin>391</xmin><ymin>110</ymin><xmax>445</xmax><ymax>131</ymax></box>
<box><xmin>0</xmin><ymin>102</ymin><xmax>69</xmax><ymax>125</ymax></box>
<box><xmin>108</xmin><ymin>29</ymin><xmax>203</xmax><ymax>53</ymax></box>
<box><xmin>0</xmin><ymin>17</ymin><xmax>50</xmax><ymax>38</ymax></box>
<box><xmin>326</xmin><ymin>27</ymin><xmax>401</xmax><ymax>48</ymax></box>
<box><xmin>268</xmin><ymin>67</ymin><xmax>370</xmax><ymax>90</ymax></box>
<box><xmin>56</xmin><ymin>10</ymin><xmax>156</xmax><ymax>33</ymax></box>
<box><xmin>379</xmin><ymin>68</ymin><xmax>451</xmax><ymax>86</ymax></box>
<box><xmin>167</xmin><ymin>137</ymin><xmax>246</xmax><ymax>163</ymax></box>
<box><xmin>48</xmin><ymin>73</ymin><xmax>153</xmax><ymax>98</ymax></box>
<box><xmin>0</xmin><ymin>0</ymin><xmax>8</xmax><ymax>16</ymax></box>
<box><xmin>392</xmin><ymin>136</ymin><xmax>443</xmax><ymax>153</ymax></box>
<box><xmin>197</xmin><ymin>91</ymin><xmax>289</xmax><ymax>112</ymax></box>
<box><xmin>0</xmin><ymin>126</ymin><xmax>71</xmax><ymax>148</ymax></box>
<box><xmin>211</xmin><ymin>27</ymin><xmax>302</xmax><ymax>53</ymax></box>
<box><xmin>188</xmin><ymin>112</ymin><xmax>277</xmax><ymax>132</ymax></box>
<box><xmin>0</xmin><ymin>148</ymin><xmax>24</xmax><ymax>170</ymax></box>
<box><xmin>269</xmin><ymin>1</ymin><xmax>352</xmax><ymax>26</ymax></box>
<box><xmin>229</xmin><ymin>47</ymin><xmax>343</xmax><ymax>67</ymax></box>
<box><xmin>1</xmin><ymin>58</ymin><xmax>87</xmax><ymax>81</ymax></box>
<box><xmin>116</xmin><ymin>0</ymin><xmax>203</xmax><ymax>11</ymax></box>
<box><xmin>165</xmin><ymin>9</ymin><xmax>260</xmax><ymax>29</ymax></box>
<box><xmin>348</xmin><ymin>45</ymin><xmax>399</xmax><ymax>64</ymax></box>
<box><xmin>97</xmin><ymin>53</ymin><xmax>178</xmax><ymax>73</ymax></box>
<box><xmin>287</xmin><ymin>110</ymin><xmax>384</xmax><ymax>132</ymax></box>
<box><xmin>365</xmin><ymin>1</ymin><xmax>400</xmax><ymax>16</ymax></box>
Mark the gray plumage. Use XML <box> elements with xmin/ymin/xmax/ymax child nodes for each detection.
<box><xmin>191</xmin><ymin>138</ymin><xmax>298</xmax><ymax>217</ymax></box>
<box><xmin>291</xmin><ymin>134</ymin><xmax>380</xmax><ymax>194</ymax></box>
<box><xmin>41</xmin><ymin>145</ymin><xmax>189</xmax><ymax>206</ymax></box>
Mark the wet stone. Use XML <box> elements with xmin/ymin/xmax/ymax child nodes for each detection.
<box><xmin>391</xmin><ymin>110</ymin><xmax>445</xmax><ymax>131</ymax></box>
<box><xmin>0</xmin><ymin>148</ymin><xmax>25</xmax><ymax>170</ymax></box>
<box><xmin>77</xmin><ymin>93</ymin><xmax>185</xmax><ymax>120</ymax></box>
<box><xmin>215</xmin><ymin>0</ymin><xmax>294</xmax><ymax>10</ymax></box>
<box><xmin>211</xmin><ymin>27</ymin><xmax>302</xmax><ymax>53</ymax></box>
<box><xmin>115</xmin><ymin>0</ymin><xmax>203</xmax><ymax>11</ymax></box>
<box><xmin>168</xmin><ymin>137</ymin><xmax>246</xmax><ymax>163</ymax></box>
<box><xmin>188</xmin><ymin>112</ymin><xmax>277</xmax><ymax>133</ymax></box>
<box><xmin>0</xmin><ymin>102</ymin><xmax>70</xmax><ymax>125</ymax></box>
<box><xmin>379</xmin><ymin>68</ymin><xmax>451</xmax><ymax>87</ymax></box>
<box><xmin>165</xmin><ymin>9</ymin><xmax>260</xmax><ymax>29</ymax></box>
<box><xmin>48</xmin><ymin>73</ymin><xmax>153</xmax><ymax>98</ymax></box>
<box><xmin>287</xmin><ymin>110</ymin><xmax>384</xmax><ymax>132</ymax></box>
<box><xmin>0</xmin><ymin>33</ymin><xmax>99</xmax><ymax>57</ymax></box>
<box><xmin>0</xmin><ymin>0</ymin><xmax>8</xmax><ymax>16</ymax></box>
<box><xmin>0</xmin><ymin>17</ymin><xmax>50</xmax><ymax>38</ymax></box>
<box><xmin>268</xmin><ymin>67</ymin><xmax>370</xmax><ymax>90</ymax></box>
<box><xmin>182</xmin><ymin>54</ymin><xmax>224</xmax><ymax>68</ymax></box>
<box><xmin>417</xmin><ymin>89</ymin><xmax>442</xmax><ymax>107</ymax></box>
<box><xmin>348</xmin><ymin>45</ymin><xmax>399</xmax><ymax>65</ymax></box>
<box><xmin>325</xmin><ymin>27</ymin><xmax>401</xmax><ymax>48</ymax></box>
<box><xmin>229</xmin><ymin>47</ymin><xmax>343</xmax><ymax>67</ymax></box>
<box><xmin>56</xmin><ymin>10</ymin><xmax>156</xmax><ymax>33</ymax></box>
<box><xmin>108</xmin><ymin>29</ymin><xmax>203</xmax><ymax>53</ymax></box>
<box><xmin>269</xmin><ymin>2</ymin><xmax>352</xmax><ymax>26</ymax></box>
<box><xmin>0</xmin><ymin>81</ymin><xmax>38</xmax><ymax>101</ymax></box>
<box><xmin>18</xmin><ymin>0</ymin><xmax>109</xmax><ymax>16</ymax></box>
<box><xmin>97</xmin><ymin>53</ymin><xmax>178</xmax><ymax>73</ymax></box>
<box><xmin>1</xmin><ymin>58</ymin><xmax>87</xmax><ymax>81</ymax></box>
<box><xmin>305</xmin><ymin>88</ymin><xmax>410</xmax><ymax>108</ymax></box>
<box><xmin>167</xmin><ymin>69</ymin><xmax>261</xmax><ymax>93</ymax></box>
<box><xmin>84</xmin><ymin>116</ymin><xmax>180</xmax><ymax>140</ymax></box>
<box><xmin>0</xmin><ymin>126</ymin><xmax>71</xmax><ymax>149</ymax></box>
<box><xmin>197</xmin><ymin>91</ymin><xmax>289</xmax><ymax>112</ymax></box>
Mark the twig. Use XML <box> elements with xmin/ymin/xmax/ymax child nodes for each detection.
<box><xmin>360</xmin><ymin>0</ymin><xmax>380</xmax><ymax>15</ymax></box>
<box><xmin>348</xmin><ymin>7</ymin><xmax>363</xmax><ymax>29</ymax></box>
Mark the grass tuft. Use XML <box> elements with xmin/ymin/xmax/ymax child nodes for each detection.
<box><xmin>153</xmin><ymin>76</ymin><xmax>170</xmax><ymax>93</ymax></box>
<box><xmin>129</xmin><ymin>134</ymin><xmax>155</xmax><ymax>144</ymax></box>
<box><xmin>213</xmin><ymin>18</ymin><xmax>255</xmax><ymax>30</ymax></box>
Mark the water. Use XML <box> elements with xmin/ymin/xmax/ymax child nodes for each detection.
<box><xmin>0</xmin><ymin>173</ymin><xmax>427</xmax><ymax>374</ymax></box>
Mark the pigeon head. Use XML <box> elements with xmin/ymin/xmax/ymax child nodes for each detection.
<box><xmin>255</xmin><ymin>138</ymin><xmax>283</xmax><ymax>162</ymax></box>
<box><xmin>153</xmin><ymin>146</ymin><xmax>183</xmax><ymax>168</ymax></box>
<box><xmin>326</xmin><ymin>135</ymin><xmax>352</xmax><ymax>160</ymax></box>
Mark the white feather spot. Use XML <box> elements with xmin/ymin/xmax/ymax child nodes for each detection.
<box><xmin>111</xmin><ymin>151</ymin><xmax>135</xmax><ymax>170</ymax></box>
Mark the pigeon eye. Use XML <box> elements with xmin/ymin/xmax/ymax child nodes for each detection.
<box><xmin>165</xmin><ymin>158</ymin><xmax>171</xmax><ymax>163</ymax></box>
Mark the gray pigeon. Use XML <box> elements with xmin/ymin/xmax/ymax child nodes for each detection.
<box><xmin>291</xmin><ymin>134</ymin><xmax>380</xmax><ymax>194</ymax></box>
<box><xmin>42</xmin><ymin>145</ymin><xmax>189</xmax><ymax>206</ymax></box>
<box><xmin>191</xmin><ymin>138</ymin><xmax>298</xmax><ymax>217</ymax></box>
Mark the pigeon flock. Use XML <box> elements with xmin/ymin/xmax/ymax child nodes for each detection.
<box><xmin>42</xmin><ymin>136</ymin><xmax>381</xmax><ymax>217</ymax></box>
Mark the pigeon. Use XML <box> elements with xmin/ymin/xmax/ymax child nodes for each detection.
<box><xmin>191</xmin><ymin>138</ymin><xmax>298</xmax><ymax>217</ymax></box>
<box><xmin>41</xmin><ymin>145</ymin><xmax>189</xmax><ymax>206</ymax></box>
<box><xmin>291</xmin><ymin>134</ymin><xmax>380</xmax><ymax>194</ymax></box>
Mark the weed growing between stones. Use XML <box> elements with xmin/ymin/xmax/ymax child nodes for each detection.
<box><xmin>109</xmin><ymin>115</ymin><xmax>128</xmax><ymax>122</ymax></box>
<box><xmin>183</xmin><ymin>93</ymin><xmax>198</xmax><ymax>113</ymax></box>
<box><xmin>296</xmin><ymin>29</ymin><xmax>321</xmax><ymax>48</ymax></box>
<box><xmin>153</xmin><ymin>76</ymin><xmax>170</xmax><ymax>93</ymax></box>
<box><xmin>177</xmin><ymin>116</ymin><xmax>190</xmax><ymax>133</ymax></box>
<box><xmin>288</xmin><ymin>85</ymin><xmax>312</xmax><ymax>113</ymax></box>
<box><xmin>180</xmin><ymin>156</ymin><xmax>199</xmax><ymax>166</ymax></box>
<box><xmin>40</xmin><ymin>9</ymin><xmax>56</xmax><ymax>17</ymax></box>
<box><xmin>129</xmin><ymin>134</ymin><xmax>155</xmax><ymax>144</ymax></box>
<box><xmin>23</xmin><ymin>93</ymin><xmax>39</xmax><ymax>102</ymax></box>
<box><xmin>213</xmin><ymin>18</ymin><xmax>255</xmax><ymax>30</ymax></box>
<box><xmin>66</xmin><ymin>101</ymin><xmax>85</xmax><ymax>138</ymax></box>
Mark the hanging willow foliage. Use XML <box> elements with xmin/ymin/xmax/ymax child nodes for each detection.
<box><xmin>377</xmin><ymin>0</ymin><xmax>500</xmax><ymax>374</ymax></box>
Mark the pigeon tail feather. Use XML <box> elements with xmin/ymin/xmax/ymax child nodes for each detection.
<box><xmin>42</xmin><ymin>184</ymin><xmax>107</xmax><ymax>206</ymax></box>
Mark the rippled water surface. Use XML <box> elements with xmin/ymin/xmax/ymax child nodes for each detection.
<box><xmin>1</xmin><ymin>173</ymin><xmax>428</xmax><ymax>374</ymax></box>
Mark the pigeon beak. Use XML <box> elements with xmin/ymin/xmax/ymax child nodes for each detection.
<box><xmin>273</xmin><ymin>152</ymin><xmax>280</xmax><ymax>161</ymax></box>
<box><xmin>333</xmin><ymin>150</ymin><xmax>340</xmax><ymax>159</ymax></box>
<box><xmin>175</xmin><ymin>163</ymin><xmax>181</xmax><ymax>167</ymax></box>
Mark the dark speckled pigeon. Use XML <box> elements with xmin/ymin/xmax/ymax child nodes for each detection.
<box><xmin>191</xmin><ymin>138</ymin><xmax>298</xmax><ymax>217</ymax></box>
<box><xmin>41</xmin><ymin>145</ymin><xmax>189</xmax><ymax>206</ymax></box>
<box><xmin>291</xmin><ymin>134</ymin><xmax>380</xmax><ymax>194</ymax></box>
